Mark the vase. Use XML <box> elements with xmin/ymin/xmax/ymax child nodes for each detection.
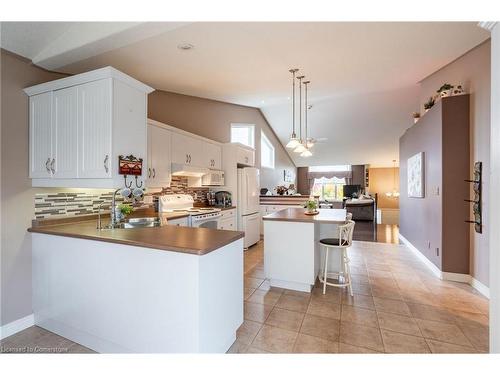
<box><xmin>440</xmin><ymin>89</ymin><xmax>452</xmax><ymax>98</ymax></box>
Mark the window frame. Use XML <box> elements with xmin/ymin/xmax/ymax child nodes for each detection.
<box><xmin>260</xmin><ymin>131</ymin><xmax>275</xmax><ymax>169</ymax></box>
<box><xmin>230</xmin><ymin>123</ymin><xmax>255</xmax><ymax>149</ymax></box>
<box><xmin>311</xmin><ymin>177</ymin><xmax>346</xmax><ymax>201</ymax></box>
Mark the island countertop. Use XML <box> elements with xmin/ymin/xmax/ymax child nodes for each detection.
<box><xmin>28</xmin><ymin>219</ymin><xmax>244</xmax><ymax>256</ymax></box>
<box><xmin>263</xmin><ymin>208</ymin><xmax>347</xmax><ymax>224</ymax></box>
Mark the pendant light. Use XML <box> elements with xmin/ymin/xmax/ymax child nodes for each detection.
<box><xmin>385</xmin><ymin>160</ymin><xmax>400</xmax><ymax>198</ymax></box>
<box><xmin>294</xmin><ymin>75</ymin><xmax>306</xmax><ymax>153</ymax></box>
<box><xmin>286</xmin><ymin>68</ymin><xmax>300</xmax><ymax>149</ymax></box>
<box><xmin>301</xmin><ymin>80</ymin><xmax>312</xmax><ymax>157</ymax></box>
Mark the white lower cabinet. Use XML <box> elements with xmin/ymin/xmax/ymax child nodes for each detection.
<box><xmin>218</xmin><ymin>209</ymin><xmax>237</xmax><ymax>230</ymax></box>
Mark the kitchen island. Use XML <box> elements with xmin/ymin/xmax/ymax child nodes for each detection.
<box><xmin>263</xmin><ymin>208</ymin><xmax>347</xmax><ymax>292</ymax></box>
<box><xmin>28</xmin><ymin>218</ymin><xmax>244</xmax><ymax>353</ymax></box>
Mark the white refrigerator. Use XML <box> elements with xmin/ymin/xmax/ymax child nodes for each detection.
<box><xmin>237</xmin><ymin>167</ymin><xmax>260</xmax><ymax>249</ymax></box>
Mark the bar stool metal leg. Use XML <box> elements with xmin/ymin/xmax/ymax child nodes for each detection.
<box><xmin>323</xmin><ymin>247</ymin><xmax>329</xmax><ymax>295</ymax></box>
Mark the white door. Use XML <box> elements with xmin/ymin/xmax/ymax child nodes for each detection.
<box><xmin>29</xmin><ymin>92</ymin><xmax>53</xmax><ymax>178</ymax></box>
<box><xmin>204</xmin><ymin>142</ymin><xmax>222</xmax><ymax>169</ymax></box>
<box><xmin>149</xmin><ymin>125</ymin><xmax>171</xmax><ymax>187</ymax></box>
<box><xmin>78</xmin><ymin>79</ymin><xmax>112</xmax><ymax>178</ymax></box>
<box><xmin>242</xmin><ymin>212</ymin><xmax>260</xmax><ymax>248</ymax></box>
<box><xmin>52</xmin><ymin>87</ymin><xmax>78</xmax><ymax>178</ymax></box>
<box><xmin>241</xmin><ymin>168</ymin><xmax>260</xmax><ymax>215</ymax></box>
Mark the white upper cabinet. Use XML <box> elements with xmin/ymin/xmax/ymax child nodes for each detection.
<box><xmin>25</xmin><ymin>67</ymin><xmax>154</xmax><ymax>188</ymax></box>
<box><xmin>204</xmin><ymin>142</ymin><xmax>222</xmax><ymax>169</ymax></box>
<box><xmin>53</xmin><ymin>87</ymin><xmax>78</xmax><ymax>178</ymax></box>
<box><xmin>147</xmin><ymin>123</ymin><xmax>172</xmax><ymax>188</ymax></box>
<box><xmin>171</xmin><ymin>132</ymin><xmax>203</xmax><ymax>166</ymax></box>
<box><xmin>77</xmin><ymin>79</ymin><xmax>112</xmax><ymax>178</ymax></box>
<box><xmin>29</xmin><ymin>92</ymin><xmax>53</xmax><ymax>178</ymax></box>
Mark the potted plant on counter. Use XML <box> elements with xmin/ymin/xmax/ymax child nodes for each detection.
<box><xmin>116</xmin><ymin>203</ymin><xmax>133</xmax><ymax>222</ymax></box>
<box><xmin>305</xmin><ymin>198</ymin><xmax>319</xmax><ymax>215</ymax></box>
<box><xmin>275</xmin><ymin>185</ymin><xmax>288</xmax><ymax>196</ymax></box>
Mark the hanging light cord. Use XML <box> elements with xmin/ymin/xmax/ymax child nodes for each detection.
<box><xmin>297</xmin><ymin>75</ymin><xmax>304</xmax><ymax>141</ymax></box>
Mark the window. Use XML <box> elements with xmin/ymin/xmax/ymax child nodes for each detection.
<box><xmin>231</xmin><ymin>124</ymin><xmax>255</xmax><ymax>148</ymax></box>
<box><xmin>260</xmin><ymin>131</ymin><xmax>275</xmax><ymax>169</ymax></box>
<box><xmin>309</xmin><ymin>165</ymin><xmax>351</xmax><ymax>172</ymax></box>
<box><xmin>311</xmin><ymin>176</ymin><xmax>346</xmax><ymax>201</ymax></box>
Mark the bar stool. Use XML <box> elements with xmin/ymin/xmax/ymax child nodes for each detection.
<box><xmin>346</xmin><ymin>212</ymin><xmax>353</xmax><ymax>221</ymax></box>
<box><xmin>318</xmin><ymin>220</ymin><xmax>356</xmax><ymax>296</ymax></box>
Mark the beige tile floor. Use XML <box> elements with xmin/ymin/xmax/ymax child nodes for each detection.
<box><xmin>230</xmin><ymin>240</ymin><xmax>489</xmax><ymax>354</ymax></box>
<box><xmin>1</xmin><ymin>239</ymin><xmax>489</xmax><ymax>354</ymax></box>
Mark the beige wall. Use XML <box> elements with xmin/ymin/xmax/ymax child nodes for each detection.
<box><xmin>419</xmin><ymin>40</ymin><xmax>490</xmax><ymax>286</ymax></box>
<box><xmin>1</xmin><ymin>50</ymin><xmax>67</xmax><ymax>325</ymax></box>
<box><xmin>148</xmin><ymin>90</ymin><xmax>296</xmax><ymax>191</ymax></box>
<box><xmin>368</xmin><ymin>167</ymin><xmax>399</xmax><ymax>209</ymax></box>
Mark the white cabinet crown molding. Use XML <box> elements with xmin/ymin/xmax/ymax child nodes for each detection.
<box><xmin>24</xmin><ymin>66</ymin><xmax>155</xmax><ymax>96</ymax></box>
<box><xmin>478</xmin><ymin>21</ymin><xmax>497</xmax><ymax>31</ymax></box>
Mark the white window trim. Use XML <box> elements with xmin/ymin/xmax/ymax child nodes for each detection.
<box><xmin>260</xmin><ymin>131</ymin><xmax>275</xmax><ymax>169</ymax></box>
<box><xmin>230</xmin><ymin>123</ymin><xmax>255</xmax><ymax>149</ymax></box>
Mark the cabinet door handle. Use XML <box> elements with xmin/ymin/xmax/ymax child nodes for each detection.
<box><xmin>104</xmin><ymin>155</ymin><xmax>109</xmax><ymax>173</ymax></box>
<box><xmin>148</xmin><ymin>168</ymin><xmax>151</xmax><ymax>178</ymax></box>
<box><xmin>189</xmin><ymin>155</ymin><xmax>192</xmax><ymax>163</ymax></box>
<box><xmin>186</xmin><ymin>154</ymin><xmax>189</xmax><ymax>163</ymax></box>
<box><xmin>152</xmin><ymin>168</ymin><xmax>156</xmax><ymax>178</ymax></box>
<box><xmin>50</xmin><ymin>158</ymin><xmax>55</xmax><ymax>174</ymax></box>
<box><xmin>45</xmin><ymin>158</ymin><xmax>51</xmax><ymax>173</ymax></box>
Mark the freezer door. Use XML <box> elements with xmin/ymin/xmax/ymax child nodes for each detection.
<box><xmin>239</xmin><ymin>167</ymin><xmax>260</xmax><ymax>216</ymax></box>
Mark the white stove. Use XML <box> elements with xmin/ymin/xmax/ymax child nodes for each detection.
<box><xmin>159</xmin><ymin>194</ymin><xmax>221</xmax><ymax>228</ymax></box>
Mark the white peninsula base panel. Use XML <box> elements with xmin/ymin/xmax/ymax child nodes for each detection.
<box><xmin>32</xmin><ymin>233</ymin><xmax>243</xmax><ymax>353</ymax></box>
<box><xmin>264</xmin><ymin>220</ymin><xmax>342</xmax><ymax>292</ymax></box>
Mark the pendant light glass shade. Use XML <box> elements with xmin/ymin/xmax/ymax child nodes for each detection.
<box><xmin>301</xmin><ymin>147</ymin><xmax>312</xmax><ymax>157</ymax></box>
<box><xmin>286</xmin><ymin>137</ymin><xmax>300</xmax><ymax>149</ymax></box>
<box><xmin>294</xmin><ymin>142</ymin><xmax>306</xmax><ymax>153</ymax></box>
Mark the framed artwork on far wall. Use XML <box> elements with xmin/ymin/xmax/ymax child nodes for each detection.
<box><xmin>284</xmin><ymin>169</ymin><xmax>293</xmax><ymax>183</ymax></box>
<box><xmin>408</xmin><ymin>152</ymin><xmax>425</xmax><ymax>198</ymax></box>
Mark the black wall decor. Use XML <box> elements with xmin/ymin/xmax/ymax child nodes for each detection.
<box><xmin>465</xmin><ymin>161</ymin><xmax>482</xmax><ymax>234</ymax></box>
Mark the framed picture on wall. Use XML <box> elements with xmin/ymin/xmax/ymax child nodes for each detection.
<box><xmin>408</xmin><ymin>152</ymin><xmax>425</xmax><ymax>198</ymax></box>
<box><xmin>284</xmin><ymin>169</ymin><xmax>293</xmax><ymax>183</ymax></box>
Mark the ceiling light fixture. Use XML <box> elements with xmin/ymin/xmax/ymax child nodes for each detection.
<box><xmin>385</xmin><ymin>160</ymin><xmax>400</xmax><ymax>198</ymax></box>
<box><xmin>301</xmin><ymin>80</ymin><xmax>312</xmax><ymax>157</ymax></box>
<box><xmin>294</xmin><ymin>75</ymin><xmax>306</xmax><ymax>153</ymax></box>
<box><xmin>286</xmin><ymin>68</ymin><xmax>300</xmax><ymax>149</ymax></box>
<box><xmin>177</xmin><ymin>43</ymin><xmax>194</xmax><ymax>50</ymax></box>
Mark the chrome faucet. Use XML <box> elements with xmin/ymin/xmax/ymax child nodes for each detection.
<box><xmin>96</xmin><ymin>202</ymin><xmax>106</xmax><ymax>230</ymax></box>
<box><xmin>109</xmin><ymin>188</ymin><xmax>123</xmax><ymax>228</ymax></box>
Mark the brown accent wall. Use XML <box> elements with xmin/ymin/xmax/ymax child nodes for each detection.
<box><xmin>296</xmin><ymin>167</ymin><xmax>310</xmax><ymax>195</ymax></box>
<box><xmin>1</xmin><ymin>49</ymin><xmax>68</xmax><ymax>325</ymax></box>
<box><xmin>419</xmin><ymin>40</ymin><xmax>490</xmax><ymax>286</ymax></box>
<box><xmin>399</xmin><ymin>95</ymin><xmax>470</xmax><ymax>274</ymax></box>
<box><xmin>148</xmin><ymin>90</ymin><xmax>296</xmax><ymax>191</ymax></box>
<box><xmin>369</xmin><ymin>168</ymin><xmax>400</xmax><ymax>209</ymax></box>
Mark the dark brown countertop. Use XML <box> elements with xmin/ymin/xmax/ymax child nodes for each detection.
<box><xmin>263</xmin><ymin>208</ymin><xmax>347</xmax><ymax>224</ymax></box>
<box><xmin>28</xmin><ymin>214</ymin><xmax>244</xmax><ymax>256</ymax></box>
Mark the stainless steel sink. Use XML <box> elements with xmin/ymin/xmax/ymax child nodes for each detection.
<box><xmin>116</xmin><ymin>217</ymin><xmax>161</xmax><ymax>229</ymax></box>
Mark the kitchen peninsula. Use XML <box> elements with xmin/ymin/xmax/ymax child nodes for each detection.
<box><xmin>263</xmin><ymin>208</ymin><xmax>347</xmax><ymax>292</ymax></box>
<box><xmin>28</xmin><ymin>217</ymin><xmax>244</xmax><ymax>353</ymax></box>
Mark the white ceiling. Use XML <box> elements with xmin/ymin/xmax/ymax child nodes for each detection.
<box><xmin>1</xmin><ymin>22</ymin><xmax>489</xmax><ymax>167</ymax></box>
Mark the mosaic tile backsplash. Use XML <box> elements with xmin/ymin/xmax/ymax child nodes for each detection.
<box><xmin>34</xmin><ymin>176</ymin><xmax>209</xmax><ymax>219</ymax></box>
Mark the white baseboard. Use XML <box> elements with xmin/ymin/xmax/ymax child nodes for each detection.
<box><xmin>398</xmin><ymin>234</ymin><xmax>442</xmax><ymax>279</ymax></box>
<box><xmin>471</xmin><ymin>277</ymin><xmax>490</xmax><ymax>298</ymax></box>
<box><xmin>398</xmin><ymin>233</ymin><xmax>490</xmax><ymax>299</ymax></box>
<box><xmin>0</xmin><ymin>314</ymin><xmax>34</xmax><ymax>340</ymax></box>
